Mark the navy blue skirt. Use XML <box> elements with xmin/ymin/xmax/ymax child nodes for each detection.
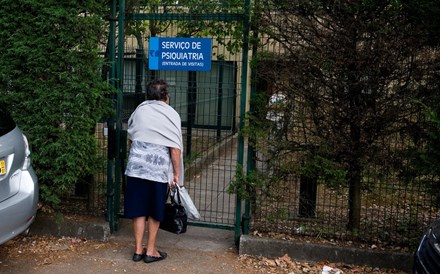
<box><xmin>124</xmin><ymin>176</ymin><xmax>168</xmax><ymax>222</ymax></box>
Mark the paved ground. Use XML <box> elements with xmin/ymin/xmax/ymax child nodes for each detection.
<box><xmin>0</xmin><ymin>213</ymin><xmax>413</xmax><ymax>273</ymax></box>
<box><xmin>0</xmin><ymin>217</ymin><xmax>251</xmax><ymax>274</ymax></box>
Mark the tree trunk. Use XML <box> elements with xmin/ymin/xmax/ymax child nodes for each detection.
<box><xmin>299</xmin><ymin>174</ymin><xmax>317</xmax><ymax>218</ymax></box>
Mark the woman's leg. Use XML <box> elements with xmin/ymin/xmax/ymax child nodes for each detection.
<box><xmin>145</xmin><ymin>181</ymin><xmax>168</xmax><ymax>258</ymax></box>
<box><xmin>133</xmin><ymin>216</ymin><xmax>146</xmax><ymax>254</ymax></box>
<box><xmin>146</xmin><ymin>217</ymin><xmax>161</xmax><ymax>257</ymax></box>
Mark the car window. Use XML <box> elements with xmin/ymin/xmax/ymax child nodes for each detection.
<box><xmin>0</xmin><ymin>107</ymin><xmax>16</xmax><ymax>137</ymax></box>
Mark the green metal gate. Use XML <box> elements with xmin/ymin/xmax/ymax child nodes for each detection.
<box><xmin>106</xmin><ymin>0</ymin><xmax>251</xmax><ymax>244</ymax></box>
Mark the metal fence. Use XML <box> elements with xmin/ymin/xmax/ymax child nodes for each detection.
<box><xmin>250</xmin><ymin>151</ymin><xmax>439</xmax><ymax>248</ymax></box>
<box><xmin>100</xmin><ymin>1</ymin><xmax>251</xmax><ymax>236</ymax></box>
<box><xmin>119</xmin><ymin>30</ymin><xmax>243</xmax><ymax>228</ymax></box>
<box><xmin>65</xmin><ymin>1</ymin><xmax>440</xmax><ymax>250</ymax></box>
<box><xmin>248</xmin><ymin>53</ymin><xmax>440</xmax><ymax>249</ymax></box>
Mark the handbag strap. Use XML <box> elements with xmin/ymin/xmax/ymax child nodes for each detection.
<box><xmin>170</xmin><ymin>185</ymin><xmax>182</xmax><ymax>205</ymax></box>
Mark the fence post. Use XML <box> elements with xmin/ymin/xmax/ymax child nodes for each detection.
<box><xmin>106</xmin><ymin>0</ymin><xmax>117</xmax><ymax>229</ymax></box>
<box><xmin>235</xmin><ymin>0</ymin><xmax>252</xmax><ymax>246</ymax></box>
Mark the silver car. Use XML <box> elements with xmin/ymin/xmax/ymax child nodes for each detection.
<box><xmin>0</xmin><ymin>106</ymin><xmax>39</xmax><ymax>244</ymax></box>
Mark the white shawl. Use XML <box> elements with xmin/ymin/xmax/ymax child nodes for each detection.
<box><xmin>127</xmin><ymin>100</ymin><xmax>184</xmax><ymax>185</ymax></box>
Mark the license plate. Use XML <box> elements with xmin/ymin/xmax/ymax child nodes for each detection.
<box><xmin>0</xmin><ymin>159</ymin><xmax>5</xmax><ymax>175</ymax></box>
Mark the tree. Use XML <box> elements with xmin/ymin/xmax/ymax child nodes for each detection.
<box><xmin>0</xmin><ymin>0</ymin><xmax>113</xmax><ymax>206</ymax></box>
<box><xmin>254</xmin><ymin>0</ymin><xmax>440</xmax><ymax>231</ymax></box>
<box><xmin>401</xmin><ymin>0</ymin><xmax>440</xmax><ymax>47</ymax></box>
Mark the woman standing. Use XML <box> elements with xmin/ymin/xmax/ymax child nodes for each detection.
<box><xmin>124</xmin><ymin>79</ymin><xmax>183</xmax><ymax>263</ymax></box>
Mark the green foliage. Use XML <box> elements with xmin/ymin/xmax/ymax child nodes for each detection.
<box><xmin>419</xmin><ymin>107</ymin><xmax>440</xmax><ymax>174</ymax></box>
<box><xmin>125</xmin><ymin>0</ymin><xmax>247</xmax><ymax>53</ymax></box>
<box><xmin>0</xmin><ymin>0</ymin><xmax>113</xmax><ymax>207</ymax></box>
<box><xmin>412</xmin><ymin>103</ymin><xmax>440</xmax><ymax>206</ymax></box>
<box><xmin>227</xmin><ymin>165</ymin><xmax>267</xmax><ymax>199</ymax></box>
<box><xmin>175</xmin><ymin>0</ymin><xmax>247</xmax><ymax>53</ymax></box>
<box><xmin>299</xmin><ymin>154</ymin><xmax>347</xmax><ymax>189</ymax></box>
<box><xmin>242</xmin><ymin>90</ymin><xmax>271</xmax><ymax>143</ymax></box>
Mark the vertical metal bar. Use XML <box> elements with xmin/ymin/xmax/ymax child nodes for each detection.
<box><xmin>186</xmin><ymin>71</ymin><xmax>197</xmax><ymax>158</ymax></box>
<box><xmin>135</xmin><ymin>49</ymin><xmax>144</xmax><ymax>94</ymax></box>
<box><xmin>107</xmin><ymin>0</ymin><xmax>117</xmax><ymax>226</ymax></box>
<box><xmin>242</xmin><ymin>0</ymin><xmax>260</xmax><ymax>236</ymax></box>
<box><xmin>235</xmin><ymin>0</ymin><xmax>251</xmax><ymax>246</ymax></box>
<box><xmin>112</xmin><ymin>0</ymin><xmax>125</xmax><ymax>233</ymax></box>
<box><xmin>217</xmin><ymin>61</ymin><xmax>224</xmax><ymax>141</ymax></box>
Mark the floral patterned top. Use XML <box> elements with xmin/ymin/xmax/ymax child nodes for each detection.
<box><xmin>124</xmin><ymin>140</ymin><xmax>171</xmax><ymax>183</ymax></box>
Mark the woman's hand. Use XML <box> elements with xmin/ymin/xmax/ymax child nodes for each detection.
<box><xmin>169</xmin><ymin>177</ymin><xmax>179</xmax><ymax>188</ymax></box>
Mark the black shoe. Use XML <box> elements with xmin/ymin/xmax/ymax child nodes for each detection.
<box><xmin>144</xmin><ymin>251</ymin><xmax>167</xmax><ymax>263</ymax></box>
<box><xmin>132</xmin><ymin>248</ymin><xmax>146</xmax><ymax>262</ymax></box>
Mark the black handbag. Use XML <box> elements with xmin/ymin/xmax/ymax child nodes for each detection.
<box><xmin>160</xmin><ymin>187</ymin><xmax>187</xmax><ymax>234</ymax></box>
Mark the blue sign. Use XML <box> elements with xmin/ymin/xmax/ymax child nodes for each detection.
<box><xmin>149</xmin><ymin>37</ymin><xmax>212</xmax><ymax>71</ymax></box>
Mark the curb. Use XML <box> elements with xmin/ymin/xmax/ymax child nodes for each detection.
<box><xmin>29</xmin><ymin>214</ymin><xmax>111</xmax><ymax>242</ymax></box>
<box><xmin>239</xmin><ymin>235</ymin><xmax>413</xmax><ymax>272</ymax></box>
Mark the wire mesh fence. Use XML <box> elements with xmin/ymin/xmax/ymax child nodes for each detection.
<box><xmin>109</xmin><ymin>7</ymin><xmax>246</xmax><ymax>228</ymax></box>
<box><xmin>63</xmin><ymin>1</ymin><xmax>440</xmax><ymax>250</ymax></box>
<box><xmin>249</xmin><ymin>72</ymin><xmax>440</xmax><ymax>249</ymax></box>
<box><xmin>60</xmin><ymin>2</ymin><xmax>249</xmax><ymax>231</ymax></box>
<box><xmin>245</xmin><ymin>17</ymin><xmax>440</xmax><ymax>248</ymax></box>
<box><xmin>250</xmin><ymin>160</ymin><xmax>439</xmax><ymax>248</ymax></box>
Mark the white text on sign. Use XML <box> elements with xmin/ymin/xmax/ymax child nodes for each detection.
<box><xmin>161</xmin><ymin>41</ymin><xmax>202</xmax><ymax>50</ymax></box>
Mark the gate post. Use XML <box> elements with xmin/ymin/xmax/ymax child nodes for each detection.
<box><xmin>112</xmin><ymin>0</ymin><xmax>126</xmax><ymax>232</ymax></box>
<box><xmin>107</xmin><ymin>0</ymin><xmax>125</xmax><ymax>233</ymax></box>
<box><xmin>235</xmin><ymin>0</ymin><xmax>252</xmax><ymax>246</ymax></box>
<box><xmin>106</xmin><ymin>0</ymin><xmax>117</xmax><ymax>231</ymax></box>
